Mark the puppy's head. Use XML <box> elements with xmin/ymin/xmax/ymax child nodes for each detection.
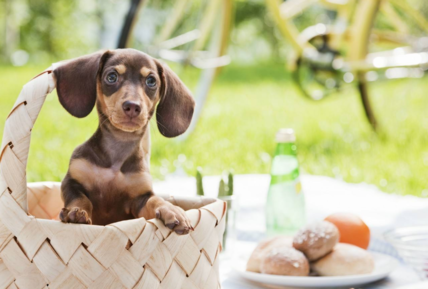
<box><xmin>54</xmin><ymin>49</ymin><xmax>195</xmax><ymax>137</ymax></box>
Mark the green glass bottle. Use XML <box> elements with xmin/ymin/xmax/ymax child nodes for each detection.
<box><xmin>266</xmin><ymin>129</ymin><xmax>305</xmax><ymax>236</ymax></box>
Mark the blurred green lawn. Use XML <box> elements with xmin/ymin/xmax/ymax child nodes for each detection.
<box><xmin>1</xmin><ymin>63</ymin><xmax>428</xmax><ymax>197</ymax></box>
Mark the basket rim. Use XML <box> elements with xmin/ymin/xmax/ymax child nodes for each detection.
<box><xmin>27</xmin><ymin>181</ymin><xmax>226</xmax><ymax>229</ymax></box>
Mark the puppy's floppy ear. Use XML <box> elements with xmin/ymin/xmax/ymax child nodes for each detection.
<box><xmin>155</xmin><ymin>60</ymin><xmax>195</xmax><ymax>137</ymax></box>
<box><xmin>54</xmin><ymin>51</ymin><xmax>110</xmax><ymax>118</ymax></box>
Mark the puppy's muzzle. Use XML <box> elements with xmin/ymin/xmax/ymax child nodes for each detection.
<box><xmin>122</xmin><ymin>101</ymin><xmax>141</xmax><ymax>118</ymax></box>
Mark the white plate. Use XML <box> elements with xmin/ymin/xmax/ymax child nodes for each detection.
<box><xmin>234</xmin><ymin>252</ymin><xmax>399</xmax><ymax>288</ymax></box>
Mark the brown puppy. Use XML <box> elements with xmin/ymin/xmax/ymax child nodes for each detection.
<box><xmin>54</xmin><ymin>49</ymin><xmax>195</xmax><ymax>235</ymax></box>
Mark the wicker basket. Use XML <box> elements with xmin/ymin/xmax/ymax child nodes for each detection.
<box><xmin>0</xmin><ymin>69</ymin><xmax>226</xmax><ymax>289</ymax></box>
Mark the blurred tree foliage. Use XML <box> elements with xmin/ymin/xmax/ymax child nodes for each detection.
<box><xmin>0</xmin><ymin>0</ymin><xmax>101</xmax><ymax>64</ymax></box>
<box><xmin>0</xmin><ymin>0</ymin><xmax>427</xmax><ymax>65</ymax></box>
<box><xmin>233</xmin><ymin>0</ymin><xmax>282</xmax><ymax>59</ymax></box>
<box><xmin>19</xmin><ymin>1</ymin><xmax>77</xmax><ymax>62</ymax></box>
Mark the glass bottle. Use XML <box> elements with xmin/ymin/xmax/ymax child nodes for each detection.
<box><xmin>266</xmin><ymin>128</ymin><xmax>305</xmax><ymax>236</ymax></box>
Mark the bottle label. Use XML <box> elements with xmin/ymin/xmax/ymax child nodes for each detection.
<box><xmin>295</xmin><ymin>180</ymin><xmax>302</xmax><ymax>194</ymax></box>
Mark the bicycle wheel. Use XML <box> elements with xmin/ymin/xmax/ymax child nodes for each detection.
<box><xmin>348</xmin><ymin>0</ymin><xmax>382</xmax><ymax>130</ymax></box>
<box><xmin>118</xmin><ymin>0</ymin><xmax>233</xmax><ymax>139</ymax></box>
<box><xmin>350</xmin><ymin>0</ymin><xmax>428</xmax><ymax>131</ymax></box>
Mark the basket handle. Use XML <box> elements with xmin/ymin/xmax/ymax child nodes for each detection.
<box><xmin>0</xmin><ymin>69</ymin><xmax>56</xmax><ymax>213</ymax></box>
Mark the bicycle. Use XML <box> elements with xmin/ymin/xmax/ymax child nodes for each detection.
<box><xmin>118</xmin><ymin>0</ymin><xmax>428</xmax><ymax>133</ymax></box>
<box><xmin>266</xmin><ymin>0</ymin><xmax>428</xmax><ymax>131</ymax></box>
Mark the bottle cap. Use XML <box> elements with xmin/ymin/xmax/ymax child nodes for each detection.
<box><xmin>276</xmin><ymin>128</ymin><xmax>295</xmax><ymax>143</ymax></box>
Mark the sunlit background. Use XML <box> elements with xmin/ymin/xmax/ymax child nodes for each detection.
<box><xmin>1</xmin><ymin>0</ymin><xmax>428</xmax><ymax>197</ymax></box>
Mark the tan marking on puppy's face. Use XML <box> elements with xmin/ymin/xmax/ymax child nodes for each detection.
<box><xmin>140</xmin><ymin>67</ymin><xmax>151</xmax><ymax>77</ymax></box>
<box><xmin>115</xmin><ymin>64</ymin><xmax>126</xmax><ymax>75</ymax></box>
<box><xmin>97</xmin><ymin>50</ymin><xmax>162</xmax><ymax>132</ymax></box>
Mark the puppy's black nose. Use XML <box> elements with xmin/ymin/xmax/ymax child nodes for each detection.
<box><xmin>122</xmin><ymin>101</ymin><xmax>141</xmax><ymax>118</ymax></box>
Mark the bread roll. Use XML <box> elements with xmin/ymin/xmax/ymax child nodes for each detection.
<box><xmin>293</xmin><ymin>221</ymin><xmax>339</xmax><ymax>261</ymax></box>
<box><xmin>260</xmin><ymin>247</ymin><xmax>310</xmax><ymax>276</ymax></box>
<box><xmin>246</xmin><ymin>236</ymin><xmax>292</xmax><ymax>273</ymax></box>
<box><xmin>311</xmin><ymin>243</ymin><xmax>375</xmax><ymax>276</ymax></box>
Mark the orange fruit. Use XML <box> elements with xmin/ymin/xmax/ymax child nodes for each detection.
<box><xmin>325</xmin><ymin>212</ymin><xmax>370</xmax><ymax>250</ymax></box>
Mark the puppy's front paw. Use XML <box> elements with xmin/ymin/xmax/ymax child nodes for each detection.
<box><xmin>60</xmin><ymin>207</ymin><xmax>92</xmax><ymax>224</ymax></box>
<box><xmin>156</xmin><ymin>204</ymin><xmax>193</xmax><ymax>235</ymax></box>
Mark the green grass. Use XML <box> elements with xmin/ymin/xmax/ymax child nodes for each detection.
<box><xmin>1</xmin><ymin>63</ymin><xmax>428</xmax><ymax>197</ymax></box>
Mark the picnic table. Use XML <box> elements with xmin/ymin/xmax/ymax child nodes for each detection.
<box><xmin>154</xmin><ymin>174</ymin><xmax>428</xmax><ymax>288</ymax></box>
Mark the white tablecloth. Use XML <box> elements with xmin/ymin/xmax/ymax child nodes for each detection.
<box><xmin>154</xmin><ymin>174</ymin><xmax>428</xmax><ymax>288</ymax></box>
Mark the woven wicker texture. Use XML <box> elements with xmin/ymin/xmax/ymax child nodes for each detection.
<box><xmin>0</xmin><ymin>70</ymin><xmax>226</xmax><ymax>289</ymax></box>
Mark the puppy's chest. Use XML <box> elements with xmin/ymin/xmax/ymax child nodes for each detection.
<box><xmin>69</xmin><ymin>158</ymin><xmax>152</xmax><ymax>198</ymax></box>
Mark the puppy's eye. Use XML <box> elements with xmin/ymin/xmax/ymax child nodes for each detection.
<box><xmin>106</xmin><ymin>72</ymin><xmax>118</xmax><ymax>84</ymax></box>
<box><xmin>146</xmin><ymin>76</ymin><xmax>156</xmax><ymax>88</ymax></box>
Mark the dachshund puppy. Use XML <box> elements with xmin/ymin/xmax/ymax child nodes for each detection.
<box><xmin>54</xmin><ymin>49</ymin><xmax>195</xmax><ymax>235</ymax></box>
